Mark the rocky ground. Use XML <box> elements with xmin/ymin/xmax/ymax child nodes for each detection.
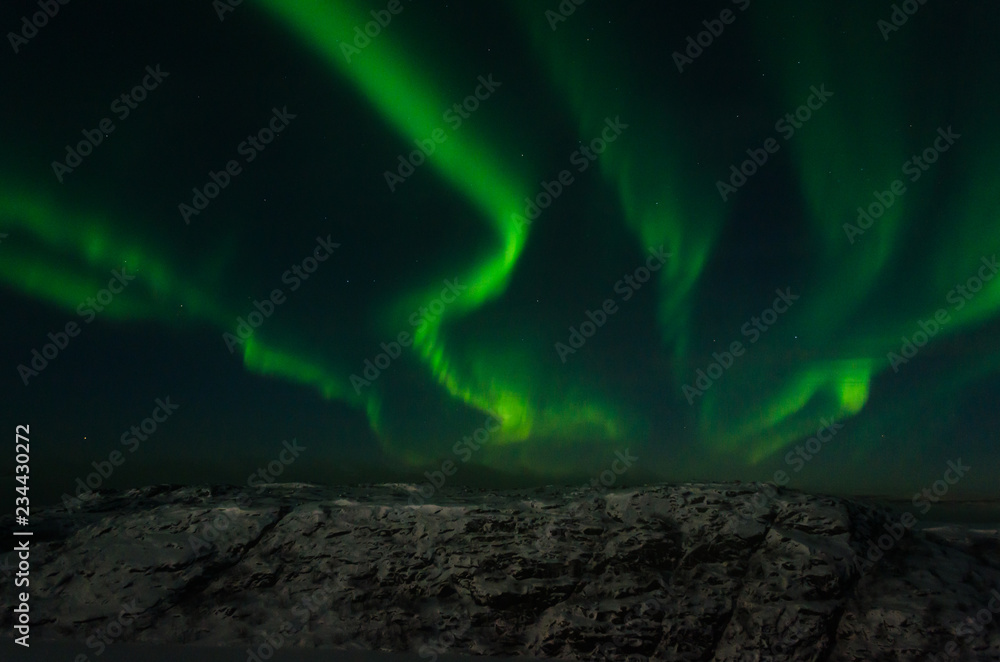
<box><xmin>1</xmin><ymin>482</ymin><xmax>999</xmax><ymax>661</ymax></box>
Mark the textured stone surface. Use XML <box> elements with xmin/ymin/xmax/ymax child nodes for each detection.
<box><xmin>1</xmin><ymin>483</ymin><xmax>999</xmax><ymax>661</ymax></box>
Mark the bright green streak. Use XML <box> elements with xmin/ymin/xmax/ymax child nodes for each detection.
<box><xmin>259</xmin><ymin>0</ymin><xmax>628</xmax><ymax>449</ymax></box>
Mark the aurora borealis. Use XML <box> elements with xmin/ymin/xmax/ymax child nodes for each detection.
<box><xmin>2</xmin><ymin>0</ymin><xmax>999</xmax><ymax>502</ymax></box>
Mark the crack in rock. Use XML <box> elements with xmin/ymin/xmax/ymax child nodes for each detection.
<box><xmin>0</xmin><ymin>483</ymin><xmax>997</xmax><ymax>660</ymax></box>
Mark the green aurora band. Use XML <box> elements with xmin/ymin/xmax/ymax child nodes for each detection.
<box><xmin>243</xmin><ymin>0</ymin><xmax>633</xmax><ymax>461</ymax></box>
<box><xmin>2</xmin><ymin>2</ymin><xmax>998</xmax><ymax>481</ymax></box>
<box><xmin>732</xmin><ymin>5</ymin><xmax>1000</xmax><ymax>462</ymax></box>
<box><xmin>518</xmin><ymin>2</ymin><xmax>1000</xmax><ymax>464</ymax></box>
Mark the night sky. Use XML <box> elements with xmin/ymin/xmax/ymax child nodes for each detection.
<box><xmin>3</xmin><ymin>0</ymin><xmax>999</xmax><ymax>504</ymax></box>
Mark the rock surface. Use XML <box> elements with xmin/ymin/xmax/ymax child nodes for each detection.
<box><xmin>1</xmin><ymin>482</ymin><xmax>999</xmax><ymax>661</ymax></box>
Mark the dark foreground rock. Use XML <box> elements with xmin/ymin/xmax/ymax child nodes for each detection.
<box><xmin>1</xmin><ymin>483</ymin><xmax>998</xmax><ymax>661</ymax></box>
